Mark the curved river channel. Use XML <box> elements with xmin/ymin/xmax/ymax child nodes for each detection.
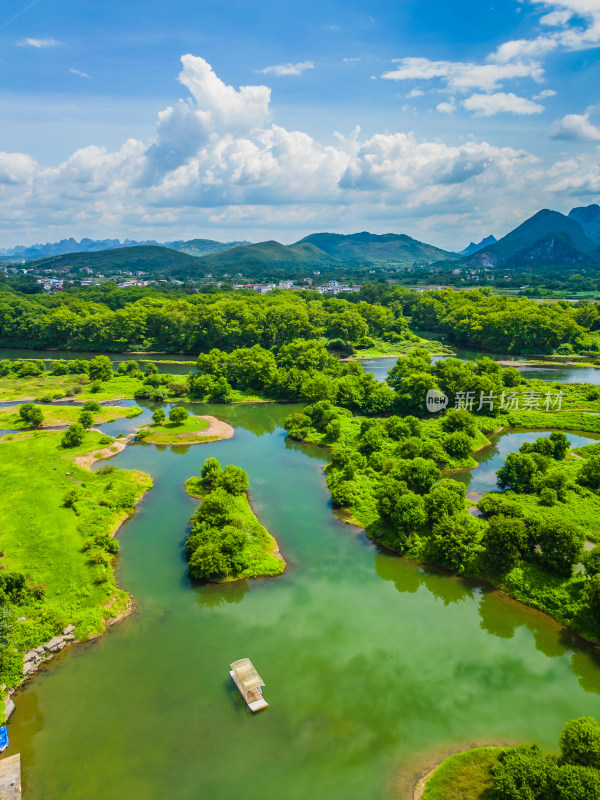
<box><xmin>4</xmin><ymin>401</ymin><xmax>600</xmax><ymax>800</ymax></box>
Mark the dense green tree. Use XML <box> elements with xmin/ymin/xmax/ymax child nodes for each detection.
<box><xmin>18</xmin><ymin>403</ymin><xmax>43</xmax><ymax>426</ymax></box>
<box><xmin>424</xmin><ymin>479</ymin><xmax>466</xmax><ymax>522</ymax></box>
<box><xmin>443</xmin><ymin>431</ymin><xmax>472</xmax><ymax>459</ymax></box>
<box><xmin>82</xmin><ymin>400</ymin><xmax>101</xmax><ymax>412</ymax></box>
<box><xmin>483</xmin><ymin>516</ymin><xmax>528</xmax><ymax>573</ymax></box>
<box><xmin>88</xmin><ymin>355</ymin><xmax>113</xmax><ymax>382</ymax></box>
<box><xmin>78</xmin><ymin>410</ymin><xmax>94</xmax><ymax>428</ymax></box>
<box><xmin>577</xmin><ymin>456</ymin><xmax>600</xmax><ymax>490</ymax></box>
<box><xmin>477</xmin><ymin>494</ymin><xmax>525</xmax><ymax>519</ymax></box>
<box><xmin>440</xmin><ymin>407</ymin><xmax>477</xmax><ymax>437</ymax></box>
<box><xmin>430</xmin><ymin>514</ymin><xmax>480</xmax><ymax>572</ymax></box>
<box><xmin>169</xmin><ymin>405</ymin><xmax>188</xmax><ymax>424</ymax></box>
<box><xmin>201</xmin><ymin>457</ymin><xmax>222</xmax><ymax>490</ymax></box>
<box><xmin>497</xmin><ymin>452</ymin><xmax>540</xmax><ymax>493</ymax></box>
<box><xmin>221</xmin><ymin>465</ymin><xmax>249</xmax><ymax>495</ymax></box>
<box><xmin>560</xmin><ymin>717</ymin><xmax>600</xmax><ymax>769</ymax></box>
<box><xmin>536</xmin><ymin>518</ymin><xmax>584</xmax><ymax>576</ymax></box>
<box><xmin>152</xmin><ymin>408</ymin><xmax>166</xmax><ymax>424</ymax></box>
<box><xmin>61</xmin><ymin>422</ymin><xmax>86</xmax><ymax>448</ymax></box>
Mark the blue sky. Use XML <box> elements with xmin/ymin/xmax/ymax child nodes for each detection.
<box><xmin>1</xmin><ymin>0</ymin><xmax>600</xmax><ymax>250</ymax></box>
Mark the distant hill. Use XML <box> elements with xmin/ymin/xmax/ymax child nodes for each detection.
<box><xmin>465</xmin><ymin>209</ymin><xmax>597</xmax><ymax>267</ymax></box>
<box><xmin>568</xmin><ymin>204</ymin><xmax>600</xmax><ymax>245</ymax></box>
<box><xmin>0</xmin><ymin>236</ymin><xmax>250</xmax><ymax>262</ymax></box>
<box><xmin>31</xmin><ymin>245</ymin><xmax>202</xmax><ymax>273</ymax></box>
<box><xmin>460</xmin><ymin>235</ymin><xmax>496</xmax><ymax>256</ymax></box>
<box><xmin>294</xmin><ymin>231</ymin><xmax>456</xmax><ymax>265</ymax></box>
<box><xmin>196</xmin><ymin>240</ymin><xmax>338</xmax><ymax>272</ymax></box>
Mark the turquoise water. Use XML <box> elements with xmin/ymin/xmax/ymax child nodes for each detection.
<box><xmin>5</xmin><ymin>404</ymin><xmax>600</xmax><ymax>800</ymax></box>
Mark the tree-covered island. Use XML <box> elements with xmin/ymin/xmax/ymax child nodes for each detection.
<box><xmin>184</xmin><ymin>458</ymin><xmax>285</xmax><ymax>582</ymax></box>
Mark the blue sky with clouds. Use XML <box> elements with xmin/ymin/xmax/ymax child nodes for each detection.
<box><xmin>1</xmin><ymin>0</ymin><xmax>600</xmax><ymax>249</ymax></box>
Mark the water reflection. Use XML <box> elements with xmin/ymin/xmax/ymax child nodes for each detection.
<box><xmin>194</xmin><ymin>581</ymin><xmax>250</xmax><ymax>608</ymax></box>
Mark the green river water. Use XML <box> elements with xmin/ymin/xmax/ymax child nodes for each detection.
<box><xmin>6</xmin><ymin>402</ymin><xmax>600</xmax><ymax>799</ymax></box>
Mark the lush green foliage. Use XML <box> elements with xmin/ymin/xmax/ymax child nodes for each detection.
<box><xmin>184</xmin><ymin>459</ymin><xmax>283</xmax><ymax>582</ymax></box>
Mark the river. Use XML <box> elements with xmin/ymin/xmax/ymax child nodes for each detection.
<box><xmin>3</xmin><ymin>346</ymin><xmax>600</xmax><ymax>384</ymax></box>
<box><xmin>5</xmin><ymin>403</ymin><xmax>600</xmax><ymax>800</ymax></box>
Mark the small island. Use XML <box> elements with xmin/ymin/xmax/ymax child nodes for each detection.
<box><xmin>184</xmin><ymin>457</ymin><xmax>285</xmax><ymax>582</ymax></box>
<box><xmin>137</xmin><ymin>405</ymin><xmax>234</xmax><ymax>445</ymax></box>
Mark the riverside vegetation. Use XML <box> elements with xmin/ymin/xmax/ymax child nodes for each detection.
<box><xmin>423</xmin><ymin>716</ymin><xmax>600</xmax><ymax>800</ymax></box>
<box><xmin>184</xmin><ymin>458</ymin><xmax>284</xmax><ymax>582</ymax></box>
<box><xmin>0</xmin><ymin>422</ymin><xmax>151</xmax><ymax>699</ymax></box>
<box><xmin>283</xmin><ymin>350</ymin><xmax>600</xmax><ymax>644</ymax></box>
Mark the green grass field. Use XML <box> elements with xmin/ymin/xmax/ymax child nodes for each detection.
<box><xmin>0</xmin><ymin>373</ymin><xmax>146</xmax><ymax>402</ymax></box>
<box><xmin>139</xmin><ymin>415</ymin><xmax>218</xmax><ymax>444</ymax></box>
<box><xmin>0</xmin><ymin>403</ymin><xmax>141</xmax><ymax>429</ymax></box>
<box><xmin>423</xmin><ymin>747</ymin><xmax>502</xmax><ymax>800</ymax></box>
<box><xmin>0</xmin><ymin>429</ymin><xmax>152</xmax><ymax>688</ymax></box>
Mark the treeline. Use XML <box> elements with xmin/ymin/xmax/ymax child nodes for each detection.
<box><xmin>339</xmin><ymin>285</ymin><xmax>598</xmax><ymax>353</ymax></box>
<box><xmin>1</xmin><ymin>281</ymin><xmax>599</xmax><ymax>354</ymax></box>
<box><xmin>0</xmin><ymin>286</ymin><xmax>410</xmax><ymax>352</ymax></box>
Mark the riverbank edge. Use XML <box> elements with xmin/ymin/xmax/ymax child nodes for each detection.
<box><xmin>412</xmin><ymin>745</ymin><xmax>507</xmax><ymax>800</ymax></box>
<box><xmin>290</xmin><ymin>422</ymin><xmax>600</xmax><ymax>649</ymax></box>
<box><xmin>4</xmin><ymin>433</ymin><xmax>153</xmax><ymax>721</ymax></box>
<box><xmin>185</xmin><ymin>483</ymin><xmax>286</xmax><ymax>582</ymax></box>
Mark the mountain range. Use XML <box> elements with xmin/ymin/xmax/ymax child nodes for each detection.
<box><xmin>0</xmin><ymin>236</ymin><xmax>250</xmax><ymax>261</ymax></box>
<box><xmin>5</xmin><ymin>203</ymin><xmax>600</xmax><ymax>277</ymax></box>
<box><xmin>463</xmin><ymin>205</ymin><xmax>600</xmax><ymax>269</ymax></box>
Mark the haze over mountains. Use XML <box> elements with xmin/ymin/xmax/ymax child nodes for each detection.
<box><xmin>0</xmin><ymin>237</ymin><xmax>250</xmax><ymax>261</ymax></box>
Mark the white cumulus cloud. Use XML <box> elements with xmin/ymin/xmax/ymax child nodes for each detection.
<box><xmin>0</xmin><ymin>53</ymin><xmax>596</xmax><ymax>248</ymax></box>
<box><xmin>550</xmin><ymin>112</ymin><xmax>600</xmax><ymax>141</ymax></box>
<box><xmin>463</xmin><ymin>92</ymin><xmax>544</xmax><ymax>116</ymax></box>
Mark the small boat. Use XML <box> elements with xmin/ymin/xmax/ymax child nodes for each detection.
<box><xmin>230</xmin><ymin>658</ymin><xmax>268</xmax><ymax>712</ymax></box>
<box><xmin>0</xmin><ymin>725</ymin><xmax>8</xmax><ymax>752</ymax></box>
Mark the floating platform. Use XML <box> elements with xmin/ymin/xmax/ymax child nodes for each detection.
<box><xmin>0</xmin><ymin>754</ymin><xmax>21</xmax><ymax>800</ymax></box>
<box><xmin>230</xmin><ymin>658</ymin><xmax>268</xmax><ymax>712</ymax></box>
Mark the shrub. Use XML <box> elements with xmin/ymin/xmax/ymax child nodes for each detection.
<box><xmin>98</xmin><ymin>435</ymin><xmax>113</xmax><ymax>445</ymax></box>
<box><xmin>90</xmin><ymin>381</ymin><xmax>102</xmax><ymax>393</ymax></box>
<box><xmin>19</xmin><ymin>403</ymin><xmax>43</xmax><ymax>426</ymax></box>
<box><xmin>82</xmin><ymin>400</ymin><xmax>101</xmax><ymax>412</ymax></box>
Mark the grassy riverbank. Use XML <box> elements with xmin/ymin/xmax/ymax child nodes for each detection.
<box><xmin>422</xmin><ymin>747</ymin><xmax>501</xmax><ymax>800</ymax></box>
<box><xmin>0</xmin><ymin>403</ymin><xmax>141</xmax><ymax>429</ymax></box>
<box><xmin>0</xmin><ymin>429</ymin><xmax>152</xmax><ymax>691</ymax></box>
<box><xmin>185</xmin><ymin>460</ymin><xmax>285</xmax><ymax>582</ymax></box>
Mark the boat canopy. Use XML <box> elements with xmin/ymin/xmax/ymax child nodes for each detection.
<box><xmin>230</xmin><ymin>658</ymin><xmax>265</xmax><ymax>692</ymax></box>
